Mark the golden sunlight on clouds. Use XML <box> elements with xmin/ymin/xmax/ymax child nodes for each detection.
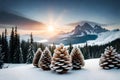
<box><xmin>48</xmin><ymin>25</ymin><xmax>54</xmax><ymax>32</ymax></box>
<box><xmin>0</xmin><ymin>24</ymin><xmax>74</xmax><ymax>39</ymax></box>
<box><xmin>0</xmin><ymin>10</ymin><xmax>74</xmax><ymax>39</ymax></box>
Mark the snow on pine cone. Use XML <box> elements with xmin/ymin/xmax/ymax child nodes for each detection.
<box><xmin>116</xmin><ymin>54</ymin><xmax>120</xmax><ymax>68</ymax></box>
<box><xmin>50</xmin><ymin>44</ymin><xmax>72</xmax><ymax>74</ymax></box>
<box><xmin>38</xmin><ymin>47</ymin><xmax>52</xmax><ymax>70</ymax></box>
<box><xmin>99</xmin><ymin>46</ymin><xmax>119</xmax><ymax>69</ymax></box>
<box><xmin>71</xmin><ymin>47</ymin><xmax>85</xmax><ymax>70</ymax></box>
<box><xmin>33</xmin><ymin>48</ymin><xmax>42</xmax><ymax>67</ymax></box>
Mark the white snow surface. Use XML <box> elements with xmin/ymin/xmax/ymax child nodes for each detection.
<box><xmin>88</xmin><ymin>30</ymin><xmax>120</xmax><ymax>45</ymax></box>
<box><xmin>3</xmin><ymin>64</ymin><xmax>27</xmax><ymax>69</ymax></box>
<box><xmin>0</xmin><ymin>59</ymin><xmax>120</xmax><ymax>80</ymax></box>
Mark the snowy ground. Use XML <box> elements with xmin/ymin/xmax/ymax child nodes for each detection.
<box><xmin>0</xmin><ymin>59</ymin><xmax>120</xmax><ymax>80</ymax></box>
<box><xmin>3</xmin><ymin>64</ymin><xmax>27</xmax><ymax>69</ymax></box>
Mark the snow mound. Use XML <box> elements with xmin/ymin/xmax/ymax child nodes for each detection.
<box><xmin>0</xmin><ymin>59</ymin><xmax>120</xmax><ymax>80</ymax></box>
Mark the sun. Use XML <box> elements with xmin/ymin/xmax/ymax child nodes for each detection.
<box><xmin>48</xmin><ymin>25</ymin><xmax>54</xmax><ymax>32</ymax></box>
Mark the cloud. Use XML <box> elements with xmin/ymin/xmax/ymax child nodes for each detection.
<box><xmin>0</xmin><ymin>10</ymin><xmax>46</xmax><ymax>30</ymax></box>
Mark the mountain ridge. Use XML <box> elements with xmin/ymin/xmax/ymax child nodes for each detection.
<box><xmin>49</xmin><ymin>22</ymin><xmax>118</xmax><ymax>45</ymax></box>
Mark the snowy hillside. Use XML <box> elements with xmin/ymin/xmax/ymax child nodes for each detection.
<box><xmin>0</xmin><ymin>59</ymin><xmax>120</xmax><ymax>80</ymax></box>
<box><xmin>67</xmin><ymin>30</ymin><xmax>120</xmax><ymax>47</ymax></box>
<box><xmin>88</xmin><ymin>30</ymin><xmax>120</xmax><ymax>45</ymax></box>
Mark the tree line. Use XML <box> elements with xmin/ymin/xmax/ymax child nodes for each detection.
<box><xmin>0</xmin><ymin>27</ymin><xmax>34</xmax><ymax>63</ymax></box>
<box><xmin>68</xmin><ymin>38</ymin><xmax>120</xmax><ymax>59</ymax></box>
<box><xmin>0</xmin><ymin>27</ymin><xmax>56</xmax><ymax>64</ymax></box>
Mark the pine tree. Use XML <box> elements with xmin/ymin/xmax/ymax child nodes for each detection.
<box><xmin>68</xmin><ymin>43</ymin><xmax>73</xmax><ymax>54</ymax></box>
<box><xmin>85</xmin><ymin>42</ymin><xmax>91</xmax><ymax>59</ymax></box>
<box><xmin>0</xmin><ymin>34</ymin><xmax>1</xmax><ymax>45</ymax></box>
<box><xmin>19</xmin><ymin>47</ymin><xmax>24</xmax><ymax>63</ymax></box>
<box><xmin>13</xmin><ymin>27</ymin><xmax>18</xmax><ymax>63</ymax></box>
<box><xmin>99</xmin><ymin>46</ymin><xmax>119</xmax><ymax>69</ymax></box>
<box><xmin>50</xmin><ymin>44</ymin><xmax>72</xmax><ymax>74</ymax></box>
<box><xmin>13</xmin><ymin>48</ymin><xmax>19</xmax><ymax>63</ymax></box>
<box><xmin>33</xmin><ymin>48</ymin><xmax>42</xmax><ymax>67</ymax></box>
<box><xmin>38</xmin><ymin>47</ymin><xmax>51</xmax><ymax>70</ymax></box>
<box><xmin>21</xmin><ymin>40</ymin><xmax>29</xmax><ymax>63</ymax></box>
<box><xmin>49</xmin><ymin>43</ymin><xmax>56</xmax><ymax>55</ymax></box>
<box><xmin>26</xmin><ymin>44</ymin><xmax>34</xmax><ymax>63</ymax></box>
<box><xmin>1</xmin><ymin>32</ymin><xmax>5</xmax><ymax>55</ymax></box>
<box><xmin>26</xmin><ymin>33</ymin><xmax>35</xmax><ymax>63</ymax></box>
<box><xmin>4</xmin><ymin>29</ymin><xmax>9</xmax><ymax>63</ymax></box>
<box><xmin>1</xmin><ymin>31</ymin><xmax>9</xmax><ymax>63</ymax></box>
<box><xmin>13</xmin><ymin>27</ymin><xmax>22</xmax><ymax>63</ymax></box>
<box><xmin>71</xmin><ymin>47</ymin><xmax>85</xmax><ymax>70</ymax></box>
<box><xmin>0</xmin><ymin>45</ymin><xmax>4</xmax><ymax>69</ymax></box>
<box><xmin>14</xmin><ymin>45</ymin><xmax>24</xmax><ymax>63</ymax></box>
<box><xmin>9</xmin><ymin>27</ymin><xmax>15</xmax><ymax>63</ymax></box>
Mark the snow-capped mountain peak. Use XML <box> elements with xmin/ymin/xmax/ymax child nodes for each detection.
<box><xmin>73</xmin><ymin>23</ymin><xmax>108</xmax><ymax>35</ymax></box>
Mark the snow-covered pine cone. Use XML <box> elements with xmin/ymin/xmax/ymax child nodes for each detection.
<box><xmin>33</xmin><ymin>48</ymin><xmax>42</xmax><ymax>67</ymax></box>
<box><xmin>99</xmin><ymin>46</ymin><xmax>119</xmax><ymax>69</ymax></box>
<box><xmin>50</xmin><ymin>44</ymin><xmax>72</xmax><ymax>74</ymax></box>
<box><xmin>116</xmin><ymin>54</ymin><xmax>120</xmax><ymax>68</ymax></box>
<box><xmin>38</xmin><ymin>47</ymin><xmax>52</xmax><ymax>70</ymax></box>
<box><xmin>71</xmin><ymin>47</ymin><xmax>85</xmax><ymax>70</ymax></box>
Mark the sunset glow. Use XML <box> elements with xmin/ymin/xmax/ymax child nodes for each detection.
<box><xmin>48</xmin><ymin>25</ymin><xmax>54</xmax><ymax>32</ymax></box>
<box><xmin>0</xmin><ymin>0</ymin><xmax>120</xmax><ymax>40</ymax></box>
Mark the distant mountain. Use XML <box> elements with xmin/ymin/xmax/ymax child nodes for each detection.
<box><xmin>68</xmin><ymin>21</ymin><xmax>107</xmax><ymax>27</ymax></box>
<box><xmin>72</xmin><ymin>23</ymin><xmax>108</xmax><ymax>35</ymax></box>
<box><xmin>49</xmin><ymin>23</ymin><xmax>109</xmax><ymax>45</ymax></box>
<box><xmin>0</xmin><ymin>10</ymin><xmax>45</xmax><ymax>29</ymax></box>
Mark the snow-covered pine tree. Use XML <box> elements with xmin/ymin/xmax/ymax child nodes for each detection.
<box><xmin>99</xmin><ymin>46</ymin><xmax>119</xmax><ymax>69</ymax></box>
<box><xmin>71</xmin><ymin>47</ymin><xmax>85</xmax><ymax>70</ymax></box>
<box><xmin>26</xmin><ymin>33</ymin><xmax>35</xmax><ymax>64</ymax></box>
<box><xmin>26</xmin><ymin>44</ymin><xmax>34</xmax><ymax>64</ymax></box>
<box><xmin>21</xmin><ymin>40</ymin><xmax>29</xmax><ymax>63</ymax></box>
<box><xmin>50</xmin><ymin>44</ymin><xmax>72</xmax><ymax>74</ymax></box>
<box><xmin>0</xmin><ymin>45</ymin><xmax>4</xmax><ymax>69</ymax></box>
<box><xmin>33</xmin><ymin>48</ymin><xmax>42</xmax><ymax>67</ymax></box>
<box><xmin>38</xmin><ymin>47</ymin><xmax>51</xmax><ymax>70</ymax></box>
<box><xmin>19</xmin><ymin>48</ymin><xmax>24</xmax><ymax>63</ymax></box>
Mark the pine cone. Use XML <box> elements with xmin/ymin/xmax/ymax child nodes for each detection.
<box><xmin>116</xmin><ymin>54</ymin><xmax>120</xmax><ymax>69</ymax></box>
<box><xmin>50</xmin><ymin>44</ymin><xmax>72</xmax><ymax>74</ymax></box>
<box><xmin>38</xmin><ymin>47</ymin><xmax>52</xmax><ymax>70</ymax></box>
<box><xmin>33</xmin><ymin>48</ymin><xmax>42</xmax><ymax>67</ymax></box>
<box><xmin>71</xmin><ymin>47</ymin><xmax>85</xmax><ymax>70</ymax></box>
<box><xmin>99</xmin><ymin>46</ymin><xmax>119</xmax><ymax>69</ymax></box>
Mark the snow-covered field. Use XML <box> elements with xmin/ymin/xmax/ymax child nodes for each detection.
<box><xmin>0</xmin><ymin>59</ymin><xmax>120</xmax><ymax>80</ymax></box>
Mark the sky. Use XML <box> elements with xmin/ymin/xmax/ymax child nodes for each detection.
<box><xmin>0</xmin><ymin>0</ymin><xmax>120</xmax><ymax>38</ymax></box>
